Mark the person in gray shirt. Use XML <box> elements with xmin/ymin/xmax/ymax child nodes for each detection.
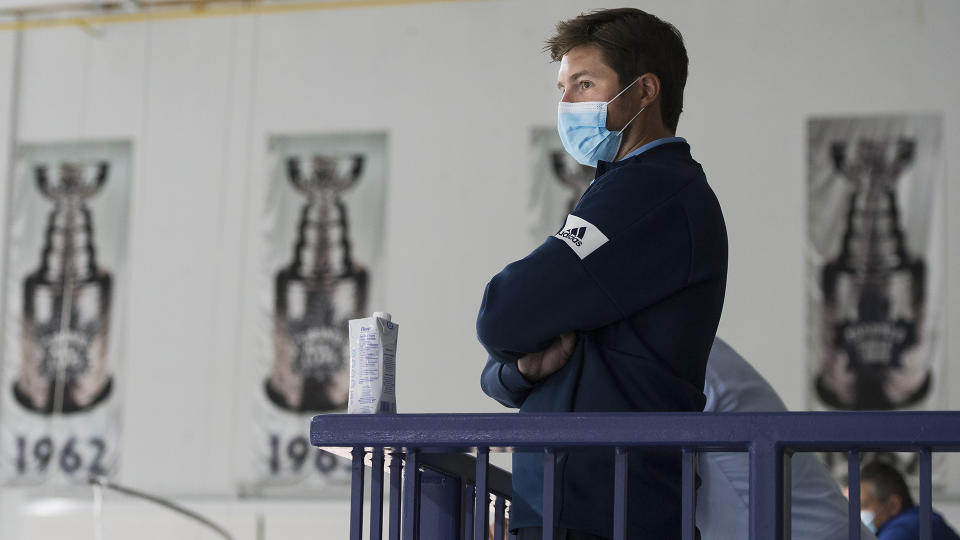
<box><xmin>697</xmin><ymin>338</ymin><xmax>876</xmax><ymax>540</ymax></box>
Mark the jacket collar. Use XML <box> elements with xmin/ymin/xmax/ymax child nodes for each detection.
<box><xmin>595</xmin><ymin>140</ymin><xmax>691</xmax><ymax>178</ymax></box>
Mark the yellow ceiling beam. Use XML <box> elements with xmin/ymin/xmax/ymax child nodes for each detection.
<box><xmin>0</xmin><ymin>0</ymin><xmax>488</xmax><ymax>32</ymax></box>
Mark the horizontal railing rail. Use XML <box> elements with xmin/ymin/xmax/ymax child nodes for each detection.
<box><xmin>311</xmin><ymin>411</ymin><xmax>960</xmax><ymax>540</ymax></box>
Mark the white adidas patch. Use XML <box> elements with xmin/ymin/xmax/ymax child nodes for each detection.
<box><xmin>554</xmin><ymin>214</ymin><xmax>608</xmax><ymax>259</ymax></box>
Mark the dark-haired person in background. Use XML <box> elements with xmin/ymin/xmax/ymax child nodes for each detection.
<box><xmin>477</xmin><ymin>8</ymin><xmax>726</xmax><ymax>539</ymax></box>
<box><xmin>860</xmin><ymin>461</ymin><xmax>960</xmax><ymax>540</ymax></box>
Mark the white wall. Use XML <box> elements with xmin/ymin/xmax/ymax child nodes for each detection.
<box><xmin>0</xmin><ymin>0</ymin><xmax>957</xmax><ymax>537</ymax></box>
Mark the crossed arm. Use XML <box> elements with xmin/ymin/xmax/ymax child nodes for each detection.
<box><xmin>475</xmin><ymin>236</ymin><xmax>622</xmax><ymax>409</ymax></box>
<box><xmin>476</xmin><ymin>187</ymin><xmax>693</xmax><ymax>409</ymax></box>
<box><xmin>480</xmin><ymin>333</ymin><xmax>576</xmax><ymax>409</ymax></box>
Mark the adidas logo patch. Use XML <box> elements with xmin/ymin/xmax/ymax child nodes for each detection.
<box><xmin>557</xmin><ymin>226</ymin><xmax>587</xmax><ymax>246</ymax></box>
<box><xmin>554</xmin><ymin>214</ymin><xmax>609</xmax><ymax>260</ymax></box>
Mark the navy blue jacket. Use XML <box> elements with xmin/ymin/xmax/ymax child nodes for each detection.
<box><xmin>477</xmin><ymin>141</ymin><xmax>727</xmax><ymax>538</ymax></box>
<box><xmin>878</xmin><ymin>507</ymin><xmax>960</xmax><ymax>540</ymax></box>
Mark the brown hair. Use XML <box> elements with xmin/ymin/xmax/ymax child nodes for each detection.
<box><xmin>546</xmin><ymin>8</ymin><xmax>688</xmax><ymax>133</ymax></box>
<box><xmin>862</xmin><ymin>461</ymin><xmax>916</xmax><ymax>508</ymax></box>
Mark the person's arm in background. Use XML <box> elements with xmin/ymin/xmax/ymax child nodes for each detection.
<box><xmin>700</xmin><ymin>338</ymin><xmax>878</xmax><ymax>540</ymax></box>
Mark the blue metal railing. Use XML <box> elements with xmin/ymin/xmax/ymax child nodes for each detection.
<box><xmin>311</xmin><ymin>411</ymin><xmax>960</xmax><ymax>540</ymax></box>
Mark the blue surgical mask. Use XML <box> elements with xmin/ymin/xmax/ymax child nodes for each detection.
<box><xmin>557</xmin><ymin>78</ymin><xmax>645</xmax><ymax>167</ymax></box>
<box><xmin>861</xmin><ymin>510</ymin><xmax>877</xmax><ymax>534</ymax></box>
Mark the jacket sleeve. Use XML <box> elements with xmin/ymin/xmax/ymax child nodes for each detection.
<box><xmin>476</xmin><ymin>237</ymin><xmax>622</xmax><ymax>364</ymax></box>
<box><xmin>476</xmin><ymin>182</ymin><xmax>692</xmax><ymax>365</ymax></box>
<box><xmin>480</xmin><ymin>356</ymin><xmax>533</xmax><ymax>408</ymax></box>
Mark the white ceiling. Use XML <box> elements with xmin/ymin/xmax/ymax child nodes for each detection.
<box><xmin>0</xmin><ymin>0</ymin><xmax>254</xmax><ymax>17</ymax></box>
<box><xmin>0</xmin><ymin>0</ymin><xmax>115</xmax><ymax>9</ymax></box>
<box><xmin>0</xmin><ymin>1</ymin><xmax>136</xmax><ymax>15</ymax></box>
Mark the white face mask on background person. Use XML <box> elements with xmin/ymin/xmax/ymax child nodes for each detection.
<box><xmin>556</xmin><ymin>78</ymin><xmax>645</xmax><ymax>167</ymax></box>
<box><xmin>860</xmin><ymin>510</ymin><xmax>877</xmax><ymax>534</ymax></box>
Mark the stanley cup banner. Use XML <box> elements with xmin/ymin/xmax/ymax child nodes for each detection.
<box><xmin>807</xmin><ymin>115</ymin><xmax>944</xmax><ymax>411</ymax></box>
<box><xmin>807</xmin><ymin>116</ymin><xmax>946</xmax><ymax>479</ymax></box>
<box><xmin>529</xmin><ymin>127</ymin><xmax>595</xmax><ymax>243</ymax></box>
<box><xmin>249</xmin><ymin>132</ymin><xmax>388</xmax><ymax>493</ymax></box>
<box><xmin>0</xmin><ymin>140</ymin><xmax>132</xmax><ymax>485</ymax></box>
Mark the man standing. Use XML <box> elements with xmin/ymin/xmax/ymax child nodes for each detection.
<box><xmin>860</xmin><ymin>461</ymin><xmax>960</xmax><ymax>539</ymax></box>
<box><xmin>477</xmin><ymin>8</ymin><xmax>727</xmax><ymax>539</ymax></box>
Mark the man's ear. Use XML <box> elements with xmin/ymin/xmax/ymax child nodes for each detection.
<box><xmin>636</xmin><ymin>73</ymin><xmax>661</xmax><ymax>109</ymax></box>
<box><xmin>887</xmin><ymin>494</ymin><xmax>904</xmax><ymax>517</ymax></box>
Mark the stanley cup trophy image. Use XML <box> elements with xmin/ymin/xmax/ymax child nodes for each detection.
<box><xmin>14</xmin><ymin>162</ymin><xmax>114</xmax><ymax>415</ymax></box>
<box><xmin>816</xmin><ymin>138</ymin><xmax>929</xmax><ymax>410</ymax></box>
<box><xmin>266</xmin><ymin>155</ymin><xmax>369</xmax><ymax>413</ymax></box>
<box><xmin>551</xmin><ymin>150</ymin><xmax>595</xmax><ymax>213</ymax></box>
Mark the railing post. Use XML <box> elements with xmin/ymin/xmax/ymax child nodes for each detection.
<box><xmin>350</xmin><ymin>447</ymin><xmax>366</xmax><ymax>540</ymax></box>
<box><xmin>613</xmin><ymin>447</ymin><xmax>628</xmax><ymax>540</ymax></box>
<box><xmin>370</xmin><ymin>448</ymin><xmax>385</xmax><ymax>540</ymax></box>
<box><xmin>847</xmin><ymin>450</ymin><xmax>860</xmax><ymax>540</ymax></box>
<box><xmin>783</xmin><ymin>449</ymin><xmax>792</xmax><ymax>540</ymax></box>
<box><xmin>494</xmin><ymin>496</ymin><xmax>506</xmax><ymax>540</ymax></box>
<box><xmin>474</xmin><ymin>448</ymin><xmax>490</xmax><ymax>540</ymax></box>
<box><xmin>681</xmin><ymin>448</ymin><xmax>697</xmax><ymax>540</ymax></box>
<box><xmin>749</xmin><ymin>441</ymin><xmax>790</xmax><ymax>540</ymax></box>
<box><xmin>919</xmin><ymin>448</ymin><xmax>932</xmax><ymax>540</ymax></box>
<box><xmin>389</xmin><ymin>451</ymin><xmax>404</xmax><ymax>540</ymax></box>
<box><xmin>543</xmin><ymin>448</ymin><xmax>559</xmax><ymax>540</ymax></box>
<box><xmin>402</xmin><ymin>449</ymin><xmax>420</xmax><ymax>540</ymax></box>
<box><xmin>463</xmin><ymin>482</ymin><xmax>475</xmax><ymax>540</ymax></box>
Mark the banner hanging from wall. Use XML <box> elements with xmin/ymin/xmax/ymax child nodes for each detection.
<box><xmin>0</xmin><ymin>140</ymin><xmax>133</xmax><ymax>485</ymax></box>
<box><xmin>246</xmin><ymin>132</ymin><xmax>388</xmax><ymax>494</ymax></box>
<box><xmin>528</xmin><ymin>127</ymin><xmax>595</xmax><ymax>245</ymax></box>
<box><xmin>806</xmin><ymin>115</ymin><xmax>945</xmax><ymax>478</ymax></box>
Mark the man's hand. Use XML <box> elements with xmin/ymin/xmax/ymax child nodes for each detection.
<box><xmin>517</xmin><ymin>332</ymin><xmax>577</xmax><ymax>383</ymax></box>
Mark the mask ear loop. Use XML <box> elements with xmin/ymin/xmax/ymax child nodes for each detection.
<box><xmin>616</xmin><ymin>106</ymin><xmax>646</xmax><ymax>135</ymax></box>
<box><xmin>607</xmin><ymin>77</ymin><xmax>645</xmax><ymax>134</ymax></box>
<box><xmin>606</xmin><ymin>76</ymin><xmax>642</xmax><ymax>104</ymax></box>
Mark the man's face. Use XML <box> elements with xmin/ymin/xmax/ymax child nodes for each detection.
<box><xmin>860</xmin><ymin>480</ymin><xmax>903</xmax><ymax>530</ymax></box>
<box><xmin>556</xmin><ymin>44</ymin><xmax>637</xmax><ymax>131</ymax></box>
